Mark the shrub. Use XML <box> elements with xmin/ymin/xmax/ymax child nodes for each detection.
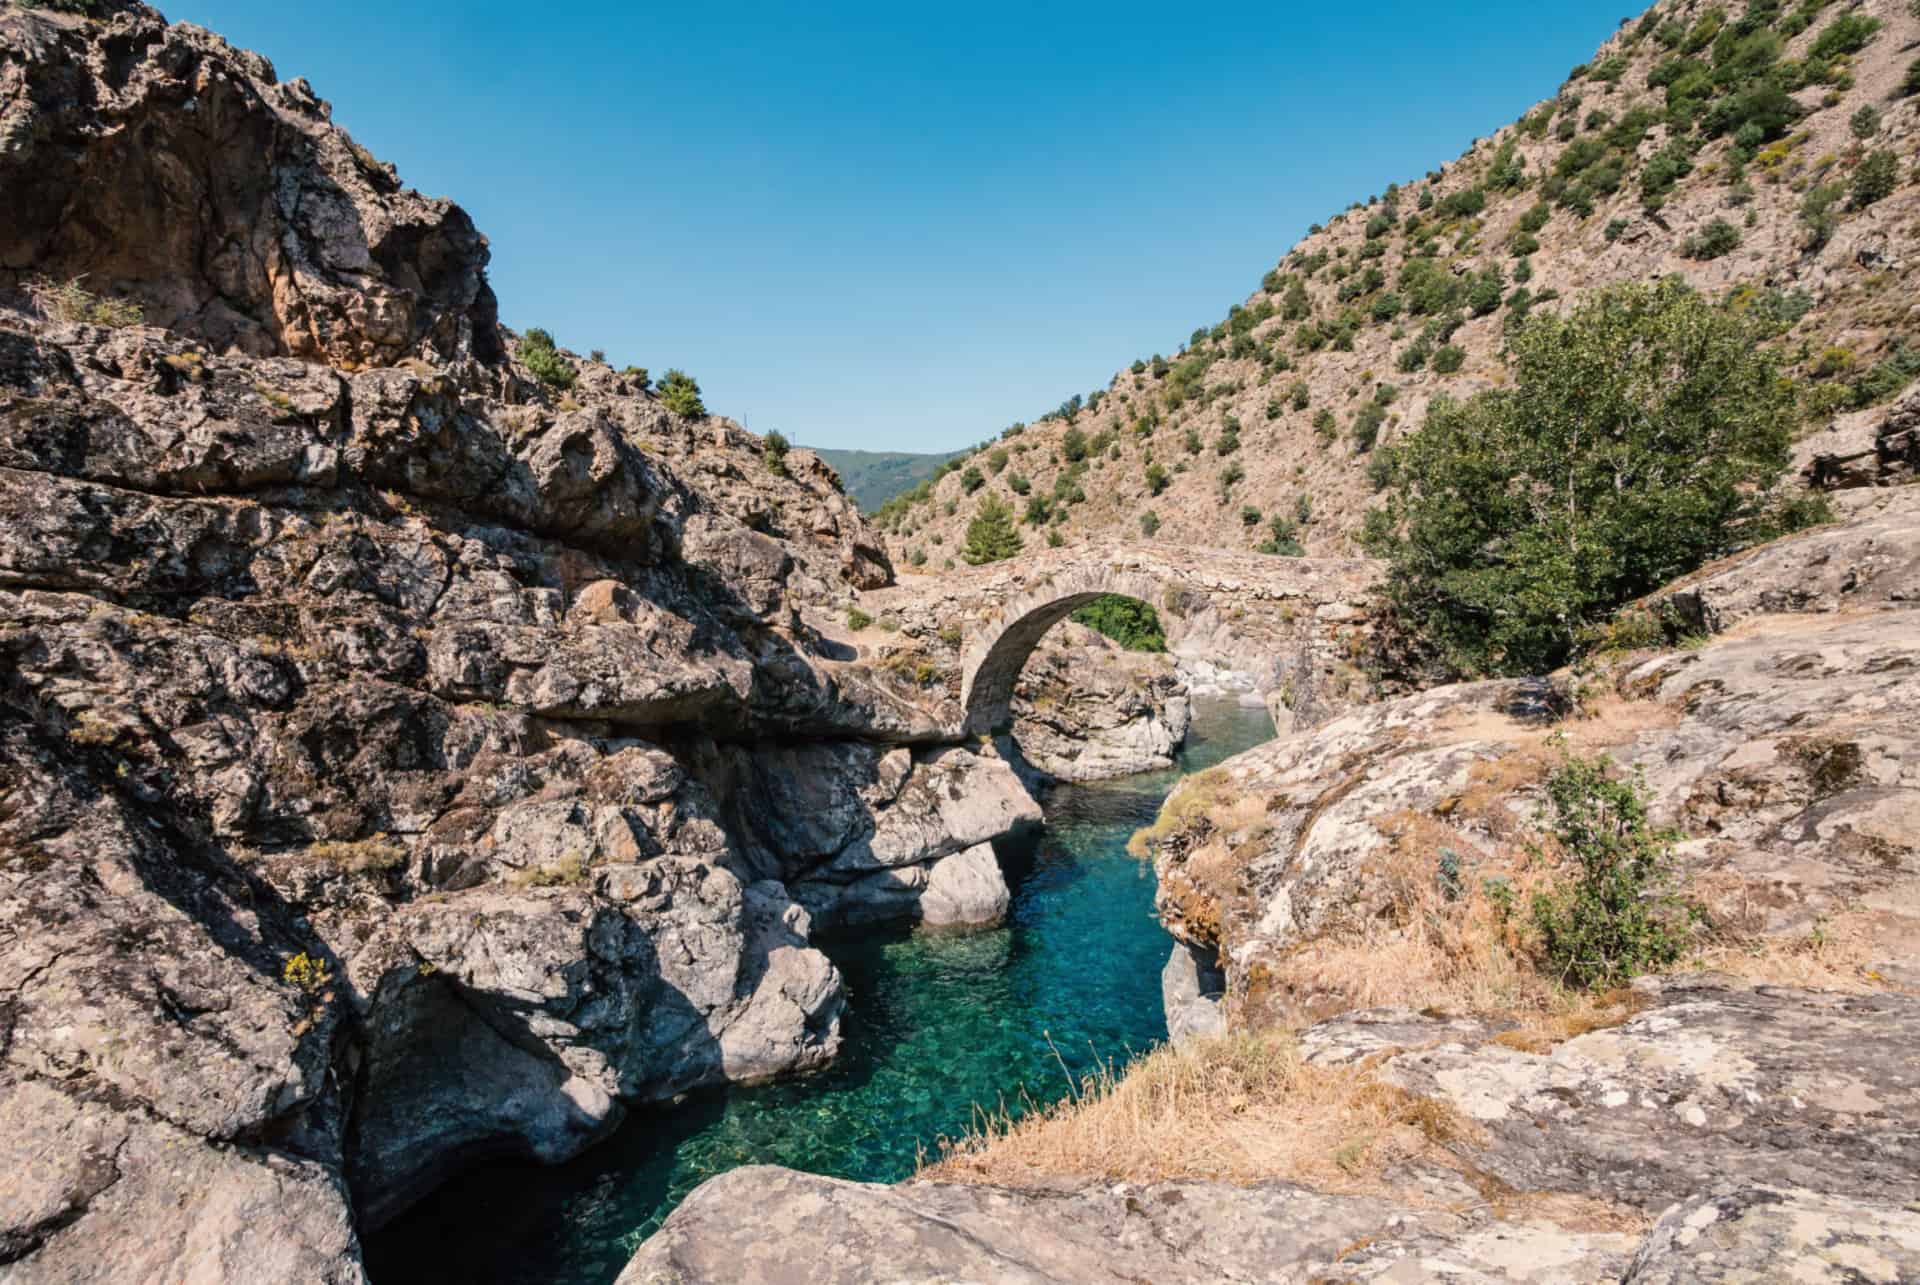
<box><xmin>846</xmin><ymin>607</ymin><xmax>874</xmax><ymax>631</ymax></box>
<box><xmin>1144</xmin><ymin>462</ymin><xmax>1169</xmax><ymax>495</ymax></box>
<box><xmin>1240</xmin><ymin>505</ymin><xmax>1263</xmax><ymax>527</ymax></box>
<box><xmin>1351</xmin><ymin>404</ymin><xmax>1386</xmax><ymax>453</ymax></box>
<box><xmin>1140</xmin><ymin>510</ymin><xmax>1161</xmax><ymax>538</ymax></box>
<box><xmin>1023</xmin><ymin>496</ymin><xmax>1050</xmax><ymax>526</ymax></box>
<box><xmin>1431</xmin><ymin>345</ymin><xmax>1465</xmax><ymax>374</ymax></box>
<box><xmin>1905</xmin><ymin>59</ymin><xmax>1920</xmax><ymax>98</ymax></box>
<box><xmin>1289</xmin><ymin>381</ymin><xmax>1311</xmax><ymax>411</ymax></box>
<box><xmin>961</xmin><ymin>496</ymin><xmax>1024</xmax><ymax>565</ymax></box>
<box><xmin>1061</xmin><ymin>427</ymin><xmax>1089</xmax><ymax>461</ymax></box>
<box><xmin>1215</xmin><ymin>420</ymin><xmax>1241</xmax><ymax>455</ymax></box>
<box><xmin>519</xmin><ymin>328</ymin><xmax>576</xmax><ymax>390</ymax></box>
<box><xmin>1849</xmin><ymin>105</ymin><xmax>1882</xmax><ymax>140</ymax></box>
<box><xmin>1217</xmin><ymin>460</ymin><xmax>1245</xmax><ymax>492</ymax></box>
<box><xmin>762</xmin><ymin>430</ymin><xmax>790</xmax><ymax>476</ymax></box>
<box><xmin>657</xmin><ymin>369</ymin><xmax>705</xmax><ymax>416</ymax></box>
<box><xmin>1680</xmin><ymin>218</ymin><xmax>1741</xmax><ymax>260</ymax></box>
<box><xmin>1364</xmin><ymin>281</ymin><xmax>1795</xmax><ymax>677</ymax></box>
<box><xmin>1603</xmin><ymin>218</ymin><xmax>1630</xmax><ymax>244</ymax></box>
<box><xmin>1851</xmin><ymin>150</ymin><xmax>1900</xmax><ymax>210</ymax></box>
<box><xmin>1808</xmin><ymin>13</ymin><xmax>1880</xmax><ymax>60</ymax></box>
<box><xmin>1256</xmin><ymin>514</ymin><xmax>1303</xmax><ymax>556</ymax></box>
<box><xmin>987</xmin><ymin>447</ymin><xmax>1010</xmax><ymax>474</ymax></box>
<box><xmin>1528</xmin><ymin>756</ymin><xmax>1697</xmax><ymax>990</ymax></box>
<box><xmin>960</xmin><ymin>465</ymin><xmax>985</xmax><ymax>494</ymax></box>
<box><xmin>1466</xmin><ymin>267</ymin><xmax>1505</xmax><ymax>318</ymax></box>
<box><xmin>1799</xmin><ymin>181</ymin><xmax>1847</xmax><ymax>249</ymax></box>
<box><xmin>1008</xmin><ymin>473</ymin><xmax>1031</xmax><ymax>496</ymax></box>
<box><xmin>1070</xmin><ymin>595</ymin><xmax>1167</xmax><ymax>652</ymax></box>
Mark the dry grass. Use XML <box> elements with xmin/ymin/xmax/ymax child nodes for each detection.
<box><xmin>922</xmin><ymin>1029</ymin><xmax>1475</xmax><ymax>1195</ymax></box>
<box><xmin>307</xmin><ymin>834</ymin><xmax>408</xmax><ymax>873</ymax></box>
<box><xmin>507</xmin><ymin>853</ymin><xmax>589</xmax><ymax>887</ymax></box>
<box><xmin>28</xmin><ymin>276</ymin><xmax>143</xmax><ymax>328</ymax></box>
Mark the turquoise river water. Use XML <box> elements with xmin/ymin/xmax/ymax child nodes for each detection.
<box><xmin>366</xmin><ymin>698</ymin><xmax>1273</xmax><ymax>1284</ymax></box>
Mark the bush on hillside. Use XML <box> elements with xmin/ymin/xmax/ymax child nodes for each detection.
<box><xmin>519</xmin><ymin>328</ymin><xmax>576</xmax><ymax>390</ymax></box>
<box><xmin>657</xmin><ymin>369</ymin><xmax>705</xmax><ymax>416</ymax></box>
<box><xmin>961</xmin><ymin>496</ymin><xmax>1023</xmax><ymax>565</ymax></box>
<box><xmin>1529</xmin><ymin>756</ymin><xmax>1697</xmax><ymax>990</ymax></box>
<box><xmin>1363</xmin><ymin>281</ymin><xmax>1797</xmax><ymax>678</ymax></box>
<box><xmin>762</xmin><ymin>429</ymin><xmax>790</xmax><ymax>476</ymax></box>
<box><xmin>1851</xmin><ymin>150</ymin><xmax>1900</xmax><ymax>210</ymax></box>
<box><xmin>1070</xmin><ymin>595</ymin><xmax>1167</xmax><ymax>652</ymax></box>
<box><xmin>1680</xmin><ymin>218</ymin><xmax>1741</xmax><ymax>260</ymax></box>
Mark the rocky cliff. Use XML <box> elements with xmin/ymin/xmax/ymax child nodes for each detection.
<box><xmin>878</xmin><ymin>0</ymin><xmax>1920</xmax><ymax>562</ymax></box>
<box><xmin>0</xmin><ymin>4</ymin><xmax>1042</xmax><ymax>1278</ymax></box>
<box><xmin>622</xmin><ymin>475</ymin><xmax>1920</xmax><ymax>1285</ymax></box>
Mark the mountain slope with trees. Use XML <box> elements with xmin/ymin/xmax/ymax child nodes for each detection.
<box><xmin>878</xmin><ymin>0</ymin><xmax>1920</xmax><ymax>572</ymax></box>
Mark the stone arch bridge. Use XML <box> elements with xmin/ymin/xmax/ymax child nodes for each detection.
<box><xmin>861</xmin><ymin>543</ymin><xmax>1383</xmax><ymax>737</ymax></box>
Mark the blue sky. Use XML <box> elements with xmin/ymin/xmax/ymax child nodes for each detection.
<box><xmin>166</xmin><ymin>0</ymin><xmax>1625</xmax><ymax>452</ymax></box>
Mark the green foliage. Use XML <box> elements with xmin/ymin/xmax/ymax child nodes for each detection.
<box><xmin>1808</xmin><ymin>12</ymin><xmax>1879</xmax><ymax>59</ymax></box>
<box><xmin>959</xmin><ymin>465</ymin><xmax>985</xmax><ymax>494</ymax></box>
<box><xmin>1144</xmin><ymin>461</ymin><xmax>1169</xmax><ymax>495</ymax></box>
<box><xmin>1851</xmin><ymin>150</ymin><xmax>1900</xmax><ymax>210</ymax></box>
<box><xmin>1008</xmin><ymin>472</ymin><xmax>1032</xmax><ymax>496</ymax></box>
<box><xmin>846</xmin><ymin>607</ymin><xmax>874</xmax><ymax>631</ymax></box>
<box><xmin>1849</xmin><ymin>105</ymin><xmax>1882</xmax><ymax>140</ymax></box>
<box><xmin>1070</xmin><ymin>595</ymin><xmax>1168</xmax><ymax>652</ymax></box>
<box><xmin>1139</xmin><ymin>510</ymin><xmax>1161</xmax><ymax>538</ymax></box>
<box><xmin>1529</xmin><ymin>756</ymin><xmax>1697</xmax><ymax>990</ymax></box>
<box><xmin>1256</xmin><ymin>513</ymin><xmax>1304</xmax><ymax>556</ymax></box>
<box><xmin>1799</xmin><ymin>181</ymin><xmax>1847</xmax><ymax>250</ymax></box>
<box><xmin>1466</xmin><ymin>266</ymin><xmax>1505</xmax><ymax>318</ymax></box>
<box><xmin>1431</xmin><ymin>345</ymin><xmax>1465</xmax><ymax>374</ymax></box>
<box><xmin>1604</xmin><ymin>218</ymin><xmax>1630</xmax><ymax>243</ymax></box>
<box><xmin>1364</xmin><ymin>281</ymin><xmax>1794</xmax><ymax>677</ymax></box>
<box><xmin>762</xmin><ymin>430</ymin><xmax>790</xmax><ymax>476</ymax></box>
<box><xmin>1061</xmin><ymin>427</ymin><xmax>1089</xmax><ymax>462</ymax></box>
<box><xmin>1215</xmin><ymin>419</ymin><xmax>1241</xmax><ymax>455</ymax></box>
<box><xmin>657</xmin><ymin>369</ymin><xmax>705</xmax><ymax>416</ymax></box>
<box><xmin>1289</xmin><ymin>381</ymin><xmax>1311</xmax><ymax>411</ymax></box>
<box><xmin>961</xmin><ymin>496</ymin><xmax>1024</xmax><ymax>565</ymax></box>
<box><xmin>1680</xmin><ymin>218</ymin><xmax>1741</xmax><ymax>260</ymax></box>
<box><xmin>1905</xmin><ymin>58</ymin><xmax>1920</xmax><ymax>98</ymax></box>
<box><xmin>519</xmin><ymin>328</ymin><xmax>576</xmax><ymax>390</ymax></box>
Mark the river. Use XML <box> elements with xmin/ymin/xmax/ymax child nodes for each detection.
<box><xmin>365</xmin><ymin>697</ymin><xmax>1274</xmax><ymax>1284</ymax></box>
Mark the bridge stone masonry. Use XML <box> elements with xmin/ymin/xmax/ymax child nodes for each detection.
<box><xmin>855</xmin><ymin>543</ymin><xmax>1386</xmax><ymax>738</ymax></box>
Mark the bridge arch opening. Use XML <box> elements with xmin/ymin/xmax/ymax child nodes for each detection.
<box><xmin>959</xmin><ymin>561</ymin><xmax>1188</xmax><ymax>737</ymax></box>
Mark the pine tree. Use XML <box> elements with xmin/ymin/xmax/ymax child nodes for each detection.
<box><xmin>961</xmin><ymin>496</ymin><xmax>1024</xmax><ymax>565</ymax></box>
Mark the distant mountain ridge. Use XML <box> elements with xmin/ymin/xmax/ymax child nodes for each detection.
<box><xmin>813</xmin><ymin>446</ymin><xmax>965</xmax><ymax>511</ymax></box>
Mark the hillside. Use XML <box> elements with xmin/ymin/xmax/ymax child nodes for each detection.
<box><xmin>812</xmin><ymin>446</ymin><xmax>964</xmax><ymax>511</ymax></box>
<box><xmin>879</xmin><ymin>0</ymin><xmax>1920</xmax><ymax>568</ymax></box>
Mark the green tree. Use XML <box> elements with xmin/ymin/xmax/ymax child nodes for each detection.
<box><xmin>1061</xmin><ymin>426</ymin><xmax>1089</xmax><ymax>461</ymax></box>
<box><xmin>1070</xmin><ymin>595</ymin><xmax>1167</xmax><ymax>651</ymax></box>
<box><xmin>961</xmin><ymin>496</ymin><xmax>1024</xmax><ymax>565</ymax></box>
<box><xmin>1851</xmin><ymin>150</ymin><xmax>1900</xmax><ymax>210</ymax></box>
<box><xmin>658</xmin><ymin>369</ymin><xmax>706</xmax><ymax>416</ymax></box>
<box><xmin>1364</xmin><ymin>281</ymin><xmax>1796</xmax><ymax>677</ymax></box>
<box><xmin>762</xmin><ymin>430</ymin><xmax>790</xmax><ymax>476</ymax></box>
<box><xmin>519</xmin><ymin>328</ymin><xmax>575</xmax><ymax>390</ymax></box>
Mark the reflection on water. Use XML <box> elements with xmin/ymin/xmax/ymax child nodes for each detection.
<box><xmin>365</xmin><ymin>698</ymin><xmax>1274</xmax><ymax>1285</ymax></box>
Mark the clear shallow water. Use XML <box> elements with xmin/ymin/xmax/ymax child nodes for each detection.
<box><xmin>365</xmin><ymin>698</ymin><xmax>1273</xmax><ymax>1285</ymax></box>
